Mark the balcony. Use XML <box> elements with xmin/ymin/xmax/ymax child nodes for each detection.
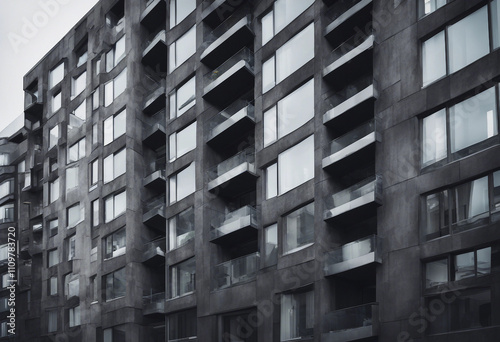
<box><xmin>210</xmin><ymin>206</ymin><xmax>258</xmax><ymax>245</ymax></box>
<box><xmin>143</xmin><ymin>159</ymin><xmax>167</xmax><ymax>189</ymax></box>
<box><xmin>201</xmin><ymin>14</ymin><xmax>254</xmax><ymax>69</ymax></box>
<box><xmin>322</xmin><ymin>303</ymin><xmax>379</xmax><ymax>342</ymax></box>
<box><xmin>324</xmin><ymin>0</ymin><xmax>373</xmax><ymax>45</ymax></box>
<box><xmin>142</xmin><ymin>76</ymin><xmax>166</xmax><ymax>115</ymax></box>
<box><xmin>140</xmin><ymin>0</ymin><xmax>166</xmax><ymax>31</ymax></box>
<box><xmin>143</xmin><ymin>238</ymin><xmax>166</xmax><ymax>265</ymax></box>
<box><xmin>324</xmin><ymin>175</ymin><xmax>382</xmax><ymax>224</ymax></box>
<box><xmin>143</xmin><ymin>291</ymin><xmax>165</xmax><ymax>316</ymax></box>
<box><xmin>143</xmin><ymin>195</ymin><xmax>166</xmax><ymax>230</ymax></box>
<box><xmin>24</xmin><ymin>93</ymin><xmax>43</xmax><ymax>122</ymax></box>
<box><xmin>142</xmin><ymin>110</ymin><xmax>166</xmax><ymax>149</ymax></box>
<box><xmin>206</xmin><ymin>101</ymin><xmax>255</xmax><ymax>148</ymax></box>
<box><xmin>207</xmin><ymin>147</ymin><xmax>257</xmax><ymax>198</ymax></box>
<box><xmin>323</xmin><ymin>76</ymin><xmax>377</xmax><ymax>129</ymax></box>
<box><xmin>213</xmin><ymin>252</ymin><xmax>259</xmax><ymax>290</ymax></box>
<box><xmin>202</xmin><ymin>0</ymin><xmax>244</xmax><ymax>27</ymax></box>
<box><xmin>323</xmin><ymin>33</ymin><xmax>374</xmax><ymax>86</ymax></box>
<box><xmin>324</xmin><ymin>235</ymin><xmax>382</xmax><ymax>278</ymax></box>
<box><xmin>322</xmin><ymin>119</ymin><xmax>380</xmax><ymax>174</ymax></box>
<box><xmin>142</xmin><ymin>29</ymin><xmax>168</xmax><ymax>72</ymax></box>
<box><xmin>29</xmin><ymin>241</ymin><xmax>43</xmax><ymax>256</ymax></box>
<box><xmin>203</xmin><ymin>47</ymin><xmax>254</xmax><ymax>107</ymax></box>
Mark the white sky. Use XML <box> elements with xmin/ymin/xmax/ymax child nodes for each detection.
<box><xmin>0</xmin><ymin>0</ymin><xmax>100</xmax><ymax>133</ymax></box>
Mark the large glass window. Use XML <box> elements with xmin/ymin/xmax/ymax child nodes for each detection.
<box><xmin>261</xmin><ymin>0</ymin><xmax>314</xmax><ymax>45</ymax></box>
<box><xmin>69</xmin><ymin>101</ymin><xmax>86</xmax><ymax>130</ymax></box>
<box><xmin>169</xmin><ymin>26</ymin><xmax>196</xmax><ymax>72</ymax></box>
<box><xmin>104</xmin><ymin>109</ymin><xmax>126</xmax><ymax>145</ymax></box>
<box><xmin>425</xmin><ymin>258</ymin><xmax>448</xmax><ymax>288</ymax></box>
<box><xmin>106</xmin><ymin>35</ymin><xmax>126</xmax><ymax>72</ymax></box>
<box><xmin>170</xmin><ymin>76</ymin><xmax>196</xmax><ymax>119</ymax></box>
<box><xmin>170</xmin><ymin>0</ymin><xmax>196</xmax><ymax>29</ymax></box>
<box><xmin>418</xmin><ymin>0</ymin><xmax>448</xmax><ymax>18</ymax></box>
<box><xmin>0</xmin><ymin>180</ymin><xmax>12</xmax><ymax>200</ymax></box>
<box><xmin>104</xmin><ymin>191</ymin><xmax>126</xmax><ymax>223</ymax></box>
<box><xmin>69</xmin><ymin>306</ymin><xmax>81</xmax><ymax>327</ymax></box>
<box><xmin>67</xmin><ymin>138</ymin><xmax>86</xmax><ymax>163</ymax></box>
<box><xmin>92</xmin><ymin>199</ymin><xmax>99</xmax><ymax>227</ymax></box>
<box><xmin>47</xmin><ymin>309</ymin><xmax>58</xmax><ymax>333</ymax></box>
<box><xmin>422</xmin><ymin>31</ymin><xmax>446</xmax><ymax>87</ymax></box>
<box><xmin>280</xmin><ymin>289</ymin><xmax>314</xmax><ymax>341</ymax></box>
<box><xmin>262</xmin><ymin>23</ymin><xmax>314</xmax><ymax>93</ymax></box>
<box><xmin>52</xmin><ymin>91</ymin><xmax>62</xmax><ymax>113</ymax></box>
<box><xmin>103</xmin><ymin>326</ymin><xmax>126</xmax><ymax>342</ymax></box>
<box><xmin>105</xmin><ymin>267</ymin><xmax>126</xmax><ymax>301</ymax></box>
<box><xmin>170</xmin><ymin>257</ymin><xmax>196</xmax><ymax>298</ymax></box>
<box><xmin>49</xmin><ymin>277</ymin><xmax>58</xmax><ymax>296</ymax></box>
<box><xmin>90</xmin><ymin>159</ymin><xmax>99</xmax><ymax>188</ymax></box>
<box><xmin>104</xmin><ymin>228</ymin><xmax>126</xmax><ymax>259</ymax></box>
<box><xmin>422</xmin><ymin>86</ymin><xmax>498</xmax><ymax>167</ymax></box>
<box><xmin>169</xmin><ymin>163</ymin><xmax>195</xmax><ymax>204</ymax></box>
<box><xmin>264</xmin><ymin>79</ymin><xmax>314</xmax><ymax>146</ymax></box>
<box><xmin>66</xmin><ymin>165</ymin><xmax>79</xmax><ymax>193</ymax></box>
<box><xmin>169</xmin><ymin>121</ymin><xmax>196</xmax><ymax>161</ymax></box>
<box><xmin>71</xmin><ymin>71</ymin><xmax>87</xmax><ymax>99</ymax></box>
<box><xmin>493</xmin><ymin>0</ymin><xmax>500</xmax><ymax>49</ymax></box>
<box><xmin>49</xmin><ymin>62</ymin><xmax>64</xmax><ymax>89</ymax></box>
<box><xmin>49</xmin><ymin>178</ymin><xmax>59</xmax><ymax>203</ymax></box>
<box><xmin>64</xmin><ymin>274</ymin><xmax>79</xmax><ymax>299</ymax></box>
<box><xmin>104</xmin><ymin>68</ymin><xmax>127</xmax><ymax>106</ymax></box>
<box><xmin>168</xmin><ymin>207</ymin><xmax>195</xmax><ymax>250</ymax></box>
<box><xmin>284</xmin><ymin>203</ymin><xmax>314</xmax><ymax>254</ymax></box>
<box><xmin>103</xmin><ymin>149</ymin><xmax>126</xmax><ymax>183</ymax></box>
<box><xmin>266</xmin><ymin>136</ymin><xmax>314</xmax><ymax>199</ymax></box>
<box><xmin>67</xmin><ymin>203</ymin><xmax>84</xmax><ymax>228</ymax></box>
<box><xmin>168</xmin><ymin>309</ymin><xmax>197</xmax><ymax>341</ymax></box>
<box><xmin>49</xmin><ymin>125</ymin><xmax>59</xmax><ymax>149</ymax></box>
<box><xmin>264</xmin><ymin>223</ymin><xmax>278</xmax><ymax>266</ymax></box>
<box><xmin>0</xmin><ymin>204</ymin><xmax>14</xmax><ymax>223</ymax></box>
<box><xmin>48</xmin><ymin>249</ymin><xmax>59</xmax><ymax>267</ymax></box>
<box><xmin>49</xmin><ymin>218</ymin><xmax>58</xmax><ymax>236</ymax></box>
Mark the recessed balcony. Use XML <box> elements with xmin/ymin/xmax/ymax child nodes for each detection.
<box><xmin>24</xmin><ymin>93</ymin><xmax>43</xmax><ymax>122</ymax></box>
<box><xmin>324</xmin><ymin>235</ymin><xmax>382</xmax><ymax>278</ymax></box>
<box><xmin>207</xmin><ymin>147</ymin><xmax>257</xmax><ymax>198</ymax></box>
<box><xmin>142</xmin><ymin>29</ymin><xmax>167</xmax><ymax>72</ymax></box>
<box><xmin>143</xmin><ymin>195</ymin><xmax>166</xmax><ymax>230</ymax></box>
<box><xmin>142</xmin><ymin>76</ymin><xmax>166</xmax><ymax>115</ymax></box>
<box><xmin>142</xmin><ymin>238</ymin><xmax>166</xmax><ymax>265</ymax></box>
<box><xmin>324</xmin><ymin>175</ymin><xmax>382</xmax><ymax>224</ymax></box>
<box><xmin>203</xmin><ymin>47</ymin><xmax>254</xmax><ymax>107</ymax></box>
<box><xmin>143</xmin><ymin>291</ymin><xmax>165</xmax><ymax>316</ymax></box>
<box><xmin>322</xmin><ymin>119</ymin><xmax>380</xmax><ymax>174</ymax></box>
<box><xmin>322</xmin><ymin>303</ymin><xmax>379</xmax><ymax>342</ymax></box>
<box><xmin>140</xmin><ymin>0</ymin><xmax>166</xmax><ymax>31</ymax></box>
<box><xmin>206</xmin><ymin>101</ymin><xmax>255</xmax><ymax>148</ymax></box>
<box><xmin>142</xmin><ymin>110</ymin><xmax>166</xmax><ymax>149</ymax></box>
<box><xmin>213</xmin><ymin>252</ymin><xmax>260</xmax><ymax>290</ymax></box>
<box><xmin>209</xmin><ymin>206</ymin><xmax>258</xmax><ymax>245</ymax></box>
<box><xmin>324</xmin><ymin>0</ymin><xmax>373</xmax><ymax>45</ymax></box>
<box><xmin>323</xmin><ymin>33</ymin><xmax>374</xmax><ymax>86</ymax></box>
<box><xmin>201</xmin><ymin>14</ymin><xmax>254</xmax><ymax>69</ymax></box>
<box><xmin>202</xmin><ymin>0</ymin><xmax>243</xmax><ymax>27</ymax></box>
<box><xmin>323</xmin><ymin>76</ymin><xmax>377</xmax><ymax>129</ymax></box>
<box><xmin>143</xmin><ymin>158</ymin><xmax>166</xmax><ymax>189</ymax></box>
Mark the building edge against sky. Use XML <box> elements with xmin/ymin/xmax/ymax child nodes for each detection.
<box><xmin>0</xmin><ymin>0</ymin><xmax>499</xmax><ymax>341</ymax></box>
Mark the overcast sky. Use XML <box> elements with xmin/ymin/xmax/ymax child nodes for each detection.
<box><xmin>0</xmin><ymin>0</ymin><xmax>99</xmax><ymax>133</ymax></box>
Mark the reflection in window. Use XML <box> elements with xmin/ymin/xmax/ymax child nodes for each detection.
<box><xmin>66</xmin><ymin>165</ymin><xmax>78</xmax><ymax>193</ymax></box>
<box><xmin>425</xmin><ymin>259</ymin><xmax>448</xmax><ymax>288</ymax></box>
<box><xmin>280</xmin><ymin>290</ymin><xmax>314</xmax><ymax>341</ymax></box>
<box><xmin>104</xmin><ymin>68</ymin><xmax>127</xmax><ymax>106</ymax></box>
<box><xmin>104</xmin><ymin>191</ymin><xmax>126</xmax><ymax>223</ymax></box>
<box><xmin>106</xmin><ymin>35</ymin><xmax>126</xmax><ymax>72</ymax></box>
<box><xmin>169</xmin><ymin>26</ymin><xmax>196</xmax><ymax>73</ymax></box>
<box><xmin>169</xmin><ymin>163</ymin><xmax>195</xmax><ymax>204</ymax></box>
<box><xmin>170</xmin><ymin>257</ymin><xmax>196</xmax><ymax>298</ymax></box>
<box><xmin>105</xmin><ymin>267</ymin><xmax>126</xmax><ymax>301</ymax></box>
<box><xmin>264</xmin><ymin>223</ymin><xmax>278</xmax><ymax>266</ymax></box>
<box><xmin>67</xmin><ymin>138</ymin><xmax>86</xmax><ymax>163</ymax></box>
<box><xmin>104</xmin><ymin>228</ymin><xmax>126</xmax><ymax>259</ymax></box>
<box><xmin>169</xmin><ymin>121</ymin><xmax>196</xmax><ymax>161</ymax></box>
<box><xmin>103</xmin><ymin>149</ymin><xmax>126</xmax><ymax>183</ymax></box>
<box><xmin>67</xmin><ymin>203</ymin><xmax>84</xmax><ymax>228</ymax></box>
<box><xmin>170</xmin><ymin>0</ymin><xmax>196</xmax><ymax>29</ymax></box>
<box><xmin>168</xmin><ymin>207</ymin><xmax>195</xmax><ymax>250</ymax></box>
<box><xmin>170</xmin><ymin>76</ymin><xmax>196</xmax><ymax>119</ymax></box>
<box><xmin>104</xmin><ymin>109</ymin><xmax>126</xmax><ymax>145</ymax></box>
<box><xmin>418</xmin><ymin>0</ymin><xmax>448</xmax><ymax>18</ymax></box>
<box><xmin>71</xmin><ymin>71</ymin><xmax>86</xmax><ymax>98</ymax></box>
<box><xmin>284</xmin><ymin>203</ymin><xmax>314</xmax><ymax>254</ymax></box>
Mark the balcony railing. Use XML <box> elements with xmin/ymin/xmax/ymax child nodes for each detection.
<box><xmin>208</xmin><ymin>147</ymin><xmax>254</xmax><ymax>182</ymax></box>
<box><xmin>324</xmin><ymin>235</ymin><xmax>382</xmax><ymax>276</ymax></box>
<box><xmin>143</xmin><ymin>291</ymin><xmax>166</xmax><ymax>315</ymax></box>
<box><xmin>140</xmin><ymin>0</ymin><xmax>166</xmax><ymax>31</ymax></box>
<box><xmin>325</xmin><ymin>31</ymin><xmax>374</xmax><ymax>68</ymax></box>
<box><xmin>324</xmin><ymin>0</ymin><xmax>373</xmax><ymax>42</ymax></box>
<box><xmin>143</xmin><ymin>238</ymin><xmax>166</xmax><ymax>264</ymax></box>
<box><xmin>144</xmin><ymin>195</ymin><xmax>166</xmax><ymax>213</ymax></box>
<box><xmin>325</xmin><ymin>0</ymin><xmax>366</xmax><ymax>26</ymax></box>
<box><xmin>204</xmin><ymin>13</ymin><xmax>251</xmax><ymax>48</ymax></box>
<box><xmin>204</xmin><ymin>47</ymin><xmax>254</xmax><ymax>84</ymax></box>
<box><xmin>142</xmin><ymin>75</ymin><xmax>166</xmax><ymax>115</ymax></box>
<box><xmin>142</xmin><ymin>29</ymin><xmax>167</xmax><ymax>72</ymax></box>
<box><xmin>325</xmin><ymin>119</ymin><xmax>376</xmax><ymax>156</ymax></box>
<box><xmin>213</xmin><ymin>252</ymin><xmax>260</xmax><ymax>290</ymax></box>
<box><xmin>206</xmin><ymin>101</ymin><xmax>255</xmax><ymax>145</ymax></box>
<box><xmin>142</xmin><ymin>110</ymin><xmax>166</xmax><ymax>148</ymax></box>
<box><xmin>324</xmin><ymin>175</ymin><xmax>382</xmax><ymax>221</ymax></box>
<box><xmin>210</xmin><ymin>206</ymin><xmax>258</xmax><ymax>244</ymax></box>
<box><xmin>143</xmin><ymin>195</ymin><xmax>166</xmax><ymax>229</ymax></box>
<box><xmin>322</xmin><ymin>303</ymin><xmax>379</xmax><ymax>342</ymax></box>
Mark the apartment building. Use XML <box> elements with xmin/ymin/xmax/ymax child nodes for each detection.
<box><xmin>1</xmin><ymin>0</ymin><xmax>499</xmax><ymax>341</ymax></box>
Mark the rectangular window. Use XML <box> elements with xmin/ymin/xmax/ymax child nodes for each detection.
<box><xmin>264</xmin><ymin>79</ymin><xmax>314</xmax><ymax>146</ymax></box>
<box><xmin>106</xmin><ymin>35</ymin><xmax>126</xmax><ymax>72</ymax></box>
<box><xmin>169</xmin><ymin>121</ymin><xmax>196</xmax><ymax>161</ymax></box>
<box><xmin>103</xmin><ymin>326</ymin><xmax>126</xmax><ymax>342</ymax></box>
<box><xmin>0</xmin><ymin>179</ymin><xmax>12</xmax><ymax>199</ymax></box>
<box><xmin>168</xmin><ymin>309</ymin><xmax>197</xmax><ymax>341</ymax></box>
<box><xmin>47</xmin><ymin>309</ymin><xmax>58</xmax><ymax>333</ymax></box>
<box><xmin>52</xmin><ymin>91</ymin><xmax>62</xmax><ymax>113</ymax></box>
<box><xmin>104</xmin><ymin>228</ymin><xmax>126</xmax><ymax>259</ymax></box>
<box><xmin>48</xmin><ymin>249</ymin><xmax>59</xmax><ymax>267</ymax></box>
<box><xmin>264</xmin><ymin>223</ymin><xmax>278</xmax><ymax>266</ymax></box>
<box><xmin>493</xmin><ymin>0</ymin><xmax>500</xmax><ymax>49</ymax></box>
<box><xmin>49</xmin><ymin>125</ymin><xmax>59</xmax><ymax>149</ymax></box>
<box><xmin>280</xmin><ymin>290</ymin><xmax>314</xmax><ymax>341</ymax></box>
<box><xmin>103</xmin><ymin>109</ymin><xmax>126</xmax><ymax>145</ymax></box>
<box><xmin>425</xmin><ymin>258</ymin><xmax>448</xmax><ymax>288</ymax></box>
<box><xmin>104</xmin><ymin>191</ymin><xmax>126</xmax><ymax>223</ymax></box>
<box><xmin>67</xmin><ymin>138</ymin><xmax>86</xmax><ymax>163</ymax></box>
<box><xmin>169</xmin><ymin>163</ymin><xmax>195</xmax><ymax>204</ymax></box>
<box><xmin>422</xmin><ymin>86</ymin><xmax>498</xmax><ymax>167</ymax></box>
<box><xmin>170</xmin><ymin>0</ymin><xmax>196</xmax><ymax>28</ymax></box>
<box><xmin>169</xmin><ymin>26</ymin><xmax>196</xmax><ymax>72</ymax></box>
<box><xmin>261</xmin><ymin>0</ymin><xmax>314</xmax><ymax>45</ymax></box>
<box><xmin>92</xmin><ymin>123</ymin><xmax>98</xmax><ymax>145</ymax></box>
<box><xmin>168</xmin><ymin>207</ymin><xmax>195</xmax><ymax>250</ymax></box>
<box><xmin>418</xmin><ymin>0</ymin><xmax>448</xmax><ymax>18</ymax></box>
<box><xmin>69</xmin><ymin>306</ymin><xmax>81</xmax><ymax>327</ymax></box>
<box><xmin>49</xmin><ymin>62</ymin><xmax>64</xmax><ymax>89</ymax></box>
<box><xmin>49</xmin><ymin>179</ymin><xmax>59</xmax><ymax>203</ymax></box>
<box><xmin>104</xmin><ymin>68</ymin><xmax>127</xmax><ymax>106</ymax></box>
<box><xmin>92</xmin><ymin>199</ymin><xmax>99</xmax><ymax>227</ymax></box>
<box><xmin>105</xmin><ymin>267</ymin><xmax>126</xmax><ymax>301</ymax></box>
<box><xmin>284</xmin><ymin>203</ymin><xmax>314</xmax><ymax>254</ymax></box>
<box><xmin>170</xmin><ymin>257</ymin><xmax>196</xmax><ymax>298</ymax></box>
<box><xmin>67</xmin><ymin>203</ymin><xmax>83</xmax><ymax>228</ymax></box>
<box><xmin>49</xmin><ymin>218</ymin><xmax>58</xmax><ymax>236</ymax></box>
<box><xmin>0</xmin><ymin>204</ymin><xmax>14</xmax><ymax>223</ymax></box>
<box><xmin>70</xmin><ymin>100</ymin><xmax>86</xmax><ymax>126</ymax></box>
<box><xmin>266</xmin><ymin>136</ymin><xmax>314</xmax><ymax>198</ymax></box>
<box><xmin>0</xmin><ymin>297</ymin><xmax>6</xmax><ymax>313</ymax></box>
<box><xmin>262</xmin><ymin>23</ymin><xmax>314</xmax><ymax>92</ymax></box>
<box><xmin>66</xmin><ymin>165</ymin><xmax>79</xmax><ymax>193</ymax></box>
<box><xmin>90</xmin><ymin>159</ymin><xmax>99</xmax><ymax>187</ymax></box>
<box><xmin>76</xmin><ymin>42</ymin><xmax>88</xmax><ymax>67</ymax></box>
<box><xmin>169</xmin><ymin>76</ymin><xmax>196</xmax><ymax>119</ymax></box>
<box><xmin>49</xmin><ymin>276</ymin><xmax>58</xmax><ymax>296</ymax></box>
<box><xmin>90</xmin><ymin>276</ymin><xmax>98</xmax><ymax>303</ymax></box>
<box><xmin>103</xmin><ymin>149</ymin><xmax>126</xmax><ymax>183</ymax></box>
<box><xmin>71</xmin><ymin>71</ymin><xmax>87</xmax><ymax>98</ymax></box>
<box><xmin>92</xmin><ymin>88</ymin><xmax>100</xmax><ymax>110</ymax></box>
<box><xmin>68</xmin><ymin>235</ymin><xmax>76</xmax><ymax>261</ymax></box>
<box><xmin>64</xmin><ymin>274</ymin><xmax>79</xmax><ymax>299</ymax></box>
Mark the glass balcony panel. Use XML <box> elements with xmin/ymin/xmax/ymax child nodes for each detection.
<box><xmin>204</xmin><ymin>47</ymin><xmax>254</xmax><ymax>84</ymax></box>
<box><xmin>325</xmin><ymin>31</ymin><xmax>374</xmax><ymax>69</ymax></box>
<box><xmin>213</xmin><ymin>252</ymin><xmax>260</xmax><ymax>290</ymax></box>
<box><xmin>210</xmin><ymin>206</ymin><xmax>258</xmax><ymax>244</ymax></box>
<box><xmin>143</xmin><ymin>291</ymin><xmax>166</xmax><ymax>315</ymax></box>
<box><xmin>208</xmin><ymin>147</ymin><xmax>255</xmax><ymax>182</ymax></box>
<box><xmin>325</xmin><ymin>118</ymin><xmax>376</xmax><ymax>156</ymax></box>
<box><xmin>206</xmin><ymin>101</ymin><xmax>255</xmax><ymax>146</ymax></box>
<box><xmin>323</xmin><ymin>303</ymin><xmax>379</xmax><ymax>341</ymax></box>
<box><xmin>143</xmin><ymin>238</ymin><xmax>166</xmax><ymax>264</ymax></box>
